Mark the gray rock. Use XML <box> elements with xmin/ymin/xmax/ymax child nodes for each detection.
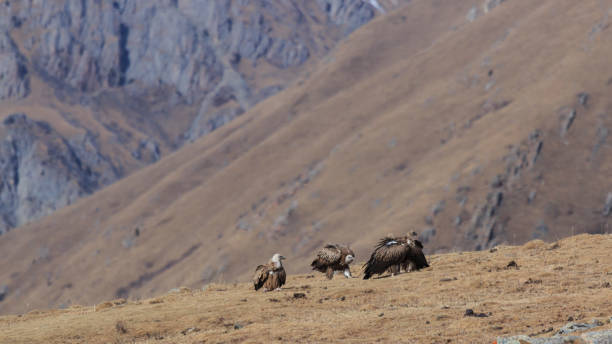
<box><xmin>602</xmin><ymin>192</ymin><xmax>612</xmax><ymax>217</ymax></box>
<box><xmin>432</xmin><ymin>200</ymin><xmax>446</xmax><ymax>216</ymax></box>
<box><xmin>560</xmin><ymin>108</ymin><xmax>577</xmax><ymax>137</ymax></box>
<box><xmin>483</xmin><ymin>0</ymin><xmax>508</xmax><ymax>13</ymax></box>
<box><xmin>492</xmin><ymin>191</ymin><xmax>503</xmax><ymax>207</ymax></box>
<box><xmin>495</xmin><ymin>335</ymin><xmax>530</xmax><ymax>344</ymax></box>
<box><xmin>454</xmin><ymin>216</ymin><xmax>463</xmax><ymax>227</ymax></box>
<box><xmin>456</xmin><ymin>195</ymin><xmax>467</xmax><ymax>206</ymax></box>
<box><xmin>591</xmin><ymin>125</ymin><xmax>608</xmax><ymax>158</ymax></box>
<box><xmin>132</xmin><ymin>138</ymin><xmax>161</xmax><ymax>163</ymax></box>
<box><xmin>527</xmin><ymin>190</ymin><xmax>537</xmax><ymax>204</ymax></box>
<box><xmin>316</xmin><ymin>0</ymin><xmax>377</xmax><ymax>35</ymax></box>
<box><xmin>122</xmin><ymin>237</ymin><xmax>134</xmax><ymax>249</ymax></box>
<box><xmin>532</xmin><ymin>221</ymin><xmax>549</xmax><ymax>239</ymax></box>
<box><xmin>466</xmin><ymin>6</ymin><xmax>479</xmax><ymax>22</ymax></box>
<box><xmin>531</xmin><ymin>141</ymin><xmax>543</xmax><ymax>165</ymax></box>
<box><xmin>236</xmin><ymin>219</ymin><xmax>251</xmax><ymax>231</ymax></box>
<box><xmin>578</xmin><ymin>92</ymin><xmax>589</xmax><ymax>107</ymax></box>
<box><xmin>500</xmin><ymin>328</ymin><xmax>612</xmax><ymax>344</ymax></box>
<box><xmin>497</xmin><ymin>336</ymin><xmax>582</xmax><ymax>344</ymax></box>
<box><xmin>529</xmin><ymin>129</ymin><xmax>541</xmax><ymax>141</ymax></box>
<box><xmin>424</xmin><ymin>215</ymin><xmax>434</xmax><ymax>225</ymax></box>
<box><xmin>554</xmin><ymin>320</ymin><xmax>602</xmax><ymax>336</ymax></box>
<box><xmin>491</xmin><ymin>174</ymin><xmax>505</xmax><ymax>188</ymax></box>
<box><xmin>274</xmin><ymin>200</ymin><xmax>298</xmax><ymax>228</ymax></box>
<box><xmin>582</xmin><ymin>330</ymin><xmax>612</xmax><ymax>343</ymax></box>
<box><xmin>0</xmin><ymin>31</ymin><xmax>30</xmax><ymax>100</ymax></box>
<box><xmin>456</xmin><ymin>185</ymin><xmax>471</xmax><ymax>193</ymax></box>
<box><xmin>181</xmin><ymin>327</ymin><xmax>201</xmax><ymax>335</ymax></box>
<box><xmin>0</xmin><ymin>114</ymin><xmax>119</xmax><ymax>234</ymax></box>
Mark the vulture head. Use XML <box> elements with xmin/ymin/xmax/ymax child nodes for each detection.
<box><xmin>271</xmin><ymin>253</ymin><xmax>286</xmax><ymax>267</ymax></box>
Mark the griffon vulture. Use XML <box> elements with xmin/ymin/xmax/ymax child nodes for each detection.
<box><xmin>385</xmin><ymin>234</ymin><xmax>429</xmax><ymax>274</ymax></box>
<box><xmin>311</xmin><ymin>244</ymin><xmax>355</xmax><ymax>279</ymax></box>
<box><xmin>363</xmin><ymin>236</ymin><xmax>429</xmax><ymax>279</ymax></box>
<box><xmin>399</xmin><ymin>236</ymin><xmax>428</xmax><ymax>272</ymax></box>
<box><xmin>253</xmin><ymin>253</ymin><xmax>286</xmax><ymax>291</ymax></box>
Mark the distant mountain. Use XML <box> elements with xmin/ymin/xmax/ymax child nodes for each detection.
<box><xmin>0</xmin><ymin>0</ymin><xmax>404</xmax><ymax>234</ymax></box>
<box><xmin>2</xmin><ymin>0</ymin><xmax>612</xmax><ymax>316</ymax></box>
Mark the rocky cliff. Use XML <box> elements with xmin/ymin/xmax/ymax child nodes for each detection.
<box><xmin>0</xmin><ymin>113</ymin><xmax>119</xmax><ymax>234</ymax></box>
<box><xmin>0</xmin><ymin>31</ymin><xmax>29</xmax><ymax>100</ymax></box>
<box><xmin>3</xmin><ymin>0</ymin><xmax>386</xmax><ymax>139</ymax></box>
<box><xmin>0</xmin><ymin>0</ymin><xmax>401</xmax><ymax>233</ymax></box>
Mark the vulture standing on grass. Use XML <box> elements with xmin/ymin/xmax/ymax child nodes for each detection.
<box><xmin>311</xmin><ymin>244</ymin><xmax>355</xmax><ymax>279</ymax></box>
<box><xmin>253</xmin><ymin>253</ymin><xmax>286</xmax><ymax>291</ymax></box>
<box><xmin>363</xmin><ymin>236</ymin><xmax>429</xmax><ymax>279</ymax></box>
<box><xmin>398</xmin><ymin>235</ymin><xmax>429</xmax><ymax>272</ymax></box>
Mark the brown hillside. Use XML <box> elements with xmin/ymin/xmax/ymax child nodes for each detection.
<box><xmin>1</xmin><ymin>234</ymin><xmax>611</xmax><ymax>343</ymax></box>
<box><xmin>0</xmin><ymin>0</ymin><xmax>405</xmax><ymax>234</ymax></box>
<box><xmin>2</xmin><ymin>0</ymin><xmax>612</xmax><ymax>315</ymax></box>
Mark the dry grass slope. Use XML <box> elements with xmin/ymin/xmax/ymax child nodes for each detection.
<box><xmin>1</xmin><ymin>234</ymin><xmax>611</xmax><ymax>343</ymax></box>
<box><xmin>2</xmin><ymin>0</ymin><xmax>612</xmax><ymax>317</ymax></box>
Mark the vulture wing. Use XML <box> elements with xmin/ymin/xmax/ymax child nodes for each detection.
<box><xmin>407</xmin><ymin>244</ymin><xmax>429</xmax><ymax>269</ymax></box>
<box><xmin>376</xmin><ymin>237</ymin><xmax>398</xmax><ymax>249</ymax></box>
<box><xmin>253</xmin><ymin>264</ymin><xmax>269</xmax><ymax>291</ymax></box>
<box><xmin>363</xmin><ymin>239</ymin><xmax>407</xmax><ymax>279</ymax></box>
<box><xmin>277</xmin><ymin>267</ymin><xmax>287</xmax><ymax>287</ymax></box>
<box><xmin>318</xmin><ymin>245</ymin><xmax>343</xmax><ymax>264</ymax></box>
<box><xmin>311</xmin><ymin>245</ymin><xmax>342</xmax><ymax>272</ymax></box>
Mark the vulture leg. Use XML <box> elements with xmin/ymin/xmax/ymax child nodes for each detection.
<box><xmin>325</xmin><ymin>267</ymin><xmax>334</xmax><ymax>280</ymax></box>
<box><xmin>406</xmin><ymin>261</ymin><xmax>416</xmax><ymax>272</ymax></box>
<box><xmin>389</xmin><ymin>264</ymin><xmax>400</xmax><ymax>276</ymax></box>
<box><xmin>343</xmin><ymin>268</ymin><xmax>352</xmax><ymax>278</ymax></box>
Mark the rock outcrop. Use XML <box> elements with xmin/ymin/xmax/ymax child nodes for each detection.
<box><xmin>0</xmin><ymin>31</ymin><xmax>29</xmax><ymax>101</ymax></box>
<box><xmin>3</xmin><ymin>0</ymin><xmax>396</xmax><ymax>139</ymax></box>
<box><xmin>316</xmin><ymin>0</ymin><xmax>378</xmax><ymax>34</ymax></box>
<box><xmin>0</xmin><ymin>114</ymin><xmax>119</xmax><ymax>234</ymax></box>
<box><xmin>483</xmin><ymin>0</ymin><xmax>508</xmax><ymax>13</ymax></box>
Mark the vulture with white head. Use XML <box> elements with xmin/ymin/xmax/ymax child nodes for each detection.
<box><xmin>253</xmin><ymin>253</ymin><xmax>286</xmax><ymax>291</ymax></box>
<box><xmin>311</xmin><ymin>244</ymin><xmax>355</xmax><ymax>279</ymax></box>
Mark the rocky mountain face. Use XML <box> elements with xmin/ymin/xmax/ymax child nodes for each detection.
<box><xmin>0</xmin><ymin>0</ymin><xmax>401</xmax><ymax>234</ymax></box>
<box><xmin>0</xmin><ymin>31</ymin><xmax>29</xmax><ymax>100</ymax></box>
<box><xmin>0</xmin><ymin>114</ymin><xmax>118</xmax><ymax>234</ymax></box>
<box><xmin>3</xmin><ymin>0</ymin><xmax>384</xmax><ymax>138</ymax></box>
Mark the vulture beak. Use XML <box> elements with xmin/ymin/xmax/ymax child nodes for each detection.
<box><xmin>280</xmin><ymin>255</ymin><xmax>286</xmax><ymax>260</ymax></box>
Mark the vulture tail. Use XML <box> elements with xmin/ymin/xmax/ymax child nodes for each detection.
<box><xmin>311</xmin><ymin>259</ymin><xmax>324</xmax><ymax>271</ymax></box>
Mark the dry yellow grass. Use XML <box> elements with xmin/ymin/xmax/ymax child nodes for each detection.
<box><xmin>2</xmin><ymin>0</ymin><xmax>612</xmax><ymax>319</ymax></box>
<box><xmin>1</xmin><ymin>234</ymin><xmax>611</xmax><ymax>343</ymax></box>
